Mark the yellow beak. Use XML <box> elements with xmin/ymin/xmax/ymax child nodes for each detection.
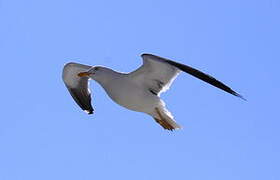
<box><xmin>78</xmin><ymin>72</ymin><xmax>91</xmax><ymax>77</ymax></box>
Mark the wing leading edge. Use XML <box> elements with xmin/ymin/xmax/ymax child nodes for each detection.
<box><xmin>141</xmin><ymin>54</ymin><xmax>245</xmax><ymax>100</ymax></box>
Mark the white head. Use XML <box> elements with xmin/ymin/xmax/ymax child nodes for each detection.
<box><xmin>78</xmin><ymin>66</ymin><xmax>118</xmax><ymax>85</ymax></box>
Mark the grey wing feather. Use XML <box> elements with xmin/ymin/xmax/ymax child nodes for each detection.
<box><xmin>62</xmin><ymin>62</ymin><xmax>94</xmax><ymax>114</ymax></box>
<box><xmin>129</xmin><ymin>54</ymin><xmax>180</xmax><ymax>96</ymax></box>
<box><xmin>137</xmin><ymin>54</ymin><xmax>245</xmax><ymax>99</ymax></box>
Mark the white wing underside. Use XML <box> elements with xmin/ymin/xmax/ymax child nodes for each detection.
<box><xmin>129</xmin><ymin>54</ymin><xmax>180</xmax><ymax>96</ymax></box>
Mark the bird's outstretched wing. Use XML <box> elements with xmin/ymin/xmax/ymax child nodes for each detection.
<box><xmin>62</xmin><ymin>62</ymin><xmax>94</xmax><ymax>114</ymax></box>
<box><xmin>129</xmin><ymin>54</ymin><xmax>245</xmax><ymax>99</ymax></box>
<box><xmin>129</xmin><ymin>54</ymin><xmax>180</xmax><ymax>96</ymax></box>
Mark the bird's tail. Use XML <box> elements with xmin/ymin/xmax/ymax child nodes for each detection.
<box><xmin>153</xmin><ymin>107</ymin><xmax>181</xmax><ymax>131</ymax></box>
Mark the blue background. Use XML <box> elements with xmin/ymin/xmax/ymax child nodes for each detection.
<box><xmin>0</xmin><ymin>0</ymin><xmax>279</xmax><ymax>179</ymax></box>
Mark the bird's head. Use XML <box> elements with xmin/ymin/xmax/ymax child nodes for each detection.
<box><xmin>78</xmin><ymin>66</ymin><xmax>117</xmax><ymax>85</ymax></box>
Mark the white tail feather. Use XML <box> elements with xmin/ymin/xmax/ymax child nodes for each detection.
<box><xmin>153</xmin><ymin>107</ymin><xmax>181</xmax><ymax>130</ymax></box>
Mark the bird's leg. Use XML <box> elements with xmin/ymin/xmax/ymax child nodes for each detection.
<box><xmin>154</xmin><ymin>107</ymin><xmax>173</xmax><ymax>130</ymax></box>
<box><xmin>155</xmin><ymin>107</ymin><xmax>164</xmax><ymax>120</ymax></box>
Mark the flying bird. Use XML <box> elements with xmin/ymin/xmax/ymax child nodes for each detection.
<box><xmin>62</xmin><ymin>54</ymin><xmax>245</xmax><ymax>130</ymax></box>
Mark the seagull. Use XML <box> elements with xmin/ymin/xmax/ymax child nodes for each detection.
<box><xmin>62</xmin><ymin>54</ymin><xmax>245</xmax><ymax>130</ymax></box>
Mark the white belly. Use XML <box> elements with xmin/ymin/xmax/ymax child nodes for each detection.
<box><xmin>102</xmin><ymin>78</ymin><xmax>160</xmax><ymax>114</ymax></box>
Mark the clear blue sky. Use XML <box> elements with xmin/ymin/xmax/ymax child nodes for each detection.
<box><xmin>0</xmin><ymin>0</ymin><xmax>279</xmax><ymax>179</ymax></box>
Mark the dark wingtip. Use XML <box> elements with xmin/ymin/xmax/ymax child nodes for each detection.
<box><xmin>84</xmin><ymin>109</ymin><xmax>94</xmax><ymax>114</ymax></box>
<box><xmin>233</xmin><ymin>92</ymin><xmax>247</xmax><ymax>101</ymax></box>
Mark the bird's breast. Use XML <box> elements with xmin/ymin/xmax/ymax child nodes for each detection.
<box><xmin>102</xmin><ymin>78</ymin><xmax>158</xmax><ymax>113</ymax></box>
